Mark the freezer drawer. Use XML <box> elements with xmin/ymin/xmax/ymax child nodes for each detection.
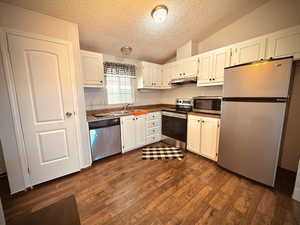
<box><xmin>218</xmin><ymin>101</ymin><xmax>287</xmax><ymax>186</ymax></box>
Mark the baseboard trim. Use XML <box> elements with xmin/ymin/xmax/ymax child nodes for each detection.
<box><xmin>293</xmin><ymin>187</ymin><xmax>300</xmax><ymax>202</ymax></box>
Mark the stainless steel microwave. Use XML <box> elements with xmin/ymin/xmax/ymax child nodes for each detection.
<box><xmin>192</xmin><ymin>96</ymin><xmax>222</xmax><ymax>114</ymax></box>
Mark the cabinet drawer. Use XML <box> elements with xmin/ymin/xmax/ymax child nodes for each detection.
<box><xmin>147</xmin><ymin>112</ymin><xmax>161</xmax><ymax>120</ymax></box>
<box><xmin>146</xmin><ymin>134</ymin><xmax>161</xmax><ymax>144</ymax></box>
<box><xmin>147</xmin><ymin>119</ymin><xmax>161</xmax><ymax>128</ymax></box>
<box><xmin>147</xmin><ymin>127</ymin><xmax>161</xmax><ymax>136</ymax></box>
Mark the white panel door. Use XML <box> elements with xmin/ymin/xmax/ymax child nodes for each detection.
<box><xmin>121</xmin><ymin>116</ymin><xmax>136</xmax><ymax>152</ymax></box>
<box><xmin>231</xmin><ymin>37</ymin><xmax>266</xmax><ymax>66</ymax></box>
<box><xmin>198</xmin><ymin>52</ymin><xmax>213</xmax><ymax>85</ymax></box>
<box><xmin>7</xmin><ymin>33</ymin><xmax>80</xmax><ymax>186</ymax></box>
<box><xmin>187</xmin><ymin>116</ymin><xmax>201</xmax><ymax>154</ymax></box>
<box><xmin>135</xmin><ymin>115</ymin><xmax>146</xmax><ymax>147</ymax></box>
<box><xmin>81</xmin><ymin>50</ymin><xmax>104</xmax><ymax>88</ymax></box>
<box><xmin>267</xmin><ymin>25</ymin><xmax>300</xmax><ymax>60</ymax></box>
<box><xmin>200</xmin><ymin>118</ymin><xmax>219</xmax><ymax>161</ymax></box>
<box><xmin>212</xmin><ymin>48</ymin><xmax>230</xmax><ymax>83</ymax></box>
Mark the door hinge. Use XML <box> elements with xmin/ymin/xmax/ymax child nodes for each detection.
<box><xmin>27</xmin><ymin>167</ymin><xmax>30</xmax><ymax>174</ymax></box>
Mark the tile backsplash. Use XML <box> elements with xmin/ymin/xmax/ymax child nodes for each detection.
<box><xmin>84</xmin><ymin>84</ymin><xmax>223</xmax><ymax>110</ymax></box>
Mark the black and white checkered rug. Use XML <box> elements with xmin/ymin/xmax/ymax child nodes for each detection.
<box><xmin>142</xmin><ymin>147</ymin><xmax>184</xmax><ymax>160</ymax></box>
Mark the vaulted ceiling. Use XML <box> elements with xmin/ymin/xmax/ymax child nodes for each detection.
<box><xmin>1</xmin><ymin>0</ymin><xmax>270</xmax><ymax>63</ymax></box>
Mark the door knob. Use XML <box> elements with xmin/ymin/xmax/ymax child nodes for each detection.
<box><xmin>65</xmin><ymin>112</ymin><xmax>73</xmax><ymax>117</ymax></box>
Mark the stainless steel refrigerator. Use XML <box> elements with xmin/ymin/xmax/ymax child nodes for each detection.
<box><xmin>218</xmin><ymin>57</ymin><xmax>293</xmax><ymax>187</ymax></box>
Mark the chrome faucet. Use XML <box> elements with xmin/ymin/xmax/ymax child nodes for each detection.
<box><xmin>123</xmin><ymin>103</ymin><xmax>131</xmax><ymax>112</ymax></box>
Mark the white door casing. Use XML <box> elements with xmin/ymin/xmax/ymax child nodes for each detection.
<box><xmin>7</xmin><ymin>33</ymin><xmax>80</xmax><ymax>186</ymax></box>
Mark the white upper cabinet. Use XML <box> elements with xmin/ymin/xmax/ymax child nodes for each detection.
<box><xmin>161</xmin><ymin>64</ymin><xmax>172</xmax><ymax>88</ymax></box>
<box><xmin>152</xmin><ymin>64</ymin><xmax>162</xmax><ymax>87</ymax></box>
<box><xmin>231</xmin><ymin>37</ymin><xmax>267</xmax><ymax>66</ymax></box>
<box><xmin>197</xmin><ymin>52</ymin><xmax>213</xmax><ymax>86</ymax></box>
<box><xmin>139</xmin><ymin>62</ymin><xmax>162</xmax><ymax>89</ymax></box>
<box><xmin>212</xmin><ymin>47</ymin><xmax>231</xmax><ymax>84</ymax></box>
<box><xmin>267</xmin><ymin>25</ymin><xmax>300</xmax><ymax>60</ymax></box>
<box><xmin>181</xmin><ymin>56</ymin><xmax>199</xmax><ymax>78</ymax></box>
<box><xmin>197</xmin><ymin>47</ymin><xmax>230</xmax><ymax>86</ymax></box>
<box><xmin>81</xmin><ymin>50</ymin><xmax>104</xmax><ymax>88</ymax></box>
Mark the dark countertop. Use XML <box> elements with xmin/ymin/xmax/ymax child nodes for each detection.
<box><xmin>188</xmin><ymin>112</ymin><xmax>221</xmax><ymax>119</ymax></box>
<box><xmin>86</xmin><ymin>104</ymin><xmax>221</xmax><ymax>122</ymax></box>
<box><xmin>86</xmin><ymin>104</ymin><xmax>175</xmax><ymax>122</ymax></box>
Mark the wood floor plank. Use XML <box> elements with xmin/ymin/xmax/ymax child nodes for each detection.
<box><xmin>0</xmin><ymin>142</ymin><xmax>299</xmax><ymax>225</ymax></box>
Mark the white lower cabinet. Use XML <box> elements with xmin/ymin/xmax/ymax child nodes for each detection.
<box><xmin>121</xmin><ymin>115</ymin><xmax>146</xmax><ymax>153</ymax></box>
<box><xmin>146</xmin><ymin>112</ymin><xmax>162</xmax><ymax>145</ymax></box>
<box><xmin>121</xmin><ymin>112</ymin><xmax>161</xmax><ymax>152</ymax></box>
<box><xmin>187</xmin><ymin>115</ymin><xmax>220</xmax><ymax>161</ymax></box>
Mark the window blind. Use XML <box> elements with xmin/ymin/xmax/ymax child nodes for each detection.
<box><xmin>104</xmin><ymin>62</ymin><xmax>135</xmax><ymax>105</ymax></box>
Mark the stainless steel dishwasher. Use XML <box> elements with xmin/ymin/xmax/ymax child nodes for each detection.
<box><xmin>89</xmin><ymin>118</ymin><xmax>122</xmax><ymax>161</ymax></box>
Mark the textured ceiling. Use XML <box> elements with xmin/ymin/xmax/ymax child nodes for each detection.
<box><xmin>1</xmin><ymin>0</ymin><xmax>270</xmax><ymax>63</ymax></box>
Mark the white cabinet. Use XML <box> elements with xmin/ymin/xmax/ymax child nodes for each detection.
<box><xmin>81</xmin><ymin>50</ymin><xmax>104</xmax><ymax>88</ymax></box>
<box><xmin>135</xmin><ymin>115</ymin><xmax>147</xmax><ymax>147</ymax></box>
<box><xmin>146</xmin><ymin>112</ymin><xmax>161</xmax><ymax>145</ymax></box>
<box><xmin>212</xmin><ymin>47</ymin><xmax>231</xmax><ymax>83</ymax></box>
<box><xmin>197</xmin><ymin>52</ymin><xmax>213</xmax><ymax>85</ymax></box>
<box><xmin>139</xmin><ymin>62</ymin><xmax>162</xmax><ymax>89</ymax></box>
<box><xmin>199</xmin><ymin>117</ymin><xmax>220</xmax><ymax>161</ymax></box>
<box><xmin>121</xmin><ymin>115</ymin><xmax>146</xmax><ymax>152</ymax></box>
<box><xmin>176</xmin><ymin>56</ymin><xmax>199</xmax><ymax>78</ymax></box>
<box><xmin>197</xmin><ymin>47</ymin><xmax>230</xmax><ymax>86</ymax></box>
<box><xmin>161</xmin><ymin>64</ymin><xmax>172</xmax><ymax>88</ymax></box>
<box><xmin>187</xmin><ymin>115</ymin><xmax>220</xmax><ymax>161</ymax></box>
<box><xmin>152</xmin><ymin>64</ymin><xmax>162</xmax><ymax>87</ymax></box>
<box><xmin>186</xmin><ymin>116</ymin><xmax>201</xmax><ymax>154</ymax></box>
<box><xmin>267</xmin><ymin>25</ymin><xmax>300</xmax><ymax>60</ymax></box>
<box><xmin>231</xmin><ymin>37</ymin><xmax>266</xmax><ymax>66</ymax></box>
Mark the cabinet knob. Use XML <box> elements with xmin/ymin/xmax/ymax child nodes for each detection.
<box><xmin>100</xmin><ymin>80</ymin><xmax>103</xmax><ymax>83</ymax></box>
<box><xmin>65</xmin><ymin>112</ymin><xmax>73</xmax><ymax>117</ymax></box>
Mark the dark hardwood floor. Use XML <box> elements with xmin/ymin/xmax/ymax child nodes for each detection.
<box><xmin>0</xmin><ymin>143</ymin><xmax>300</xmax><ymax>225</ymax></box>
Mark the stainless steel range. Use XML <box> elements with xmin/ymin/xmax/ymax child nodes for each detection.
<box><xmin>162</xmin><ymin>98</ymin><xmax>192</xmax><ymax>144</ymax></box>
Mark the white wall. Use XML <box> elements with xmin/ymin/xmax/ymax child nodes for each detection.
<box><xmin>0</xmin><ymin>2</ymin><xmax>90</xmax><ymax>193</ymax></box>
<box><xmin>280</xmin><ymin>62</ymin><xmax>300</xmax><ymax>172</ymax></box>
<box><xmin>160</xmin><ymin>84</ymin><xmax>222</xmax><ymax>104</ymax></box>
<box><xmin>197</xmin><ymin>0</ymin><xmax>300</xmax><ymax>54</ymax></box>
<box><xmin>84</xmin><ymin>54</ymin><xmax>162</xmax><ymax>110</ymax></box>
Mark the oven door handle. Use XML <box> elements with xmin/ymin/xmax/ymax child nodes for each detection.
<box><xmin>162</xmin><ymin>111</ymin><xmax>187</xmax><ymax>119</ymax></box>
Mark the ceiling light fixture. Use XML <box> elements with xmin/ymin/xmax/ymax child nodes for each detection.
<box><xmin>151</xmin><ymin>5</ymin><xmax>168</xmax><ymax>23</ymax></box>
<box><xmin>120</xmin><ymin>46</ymin><xmax>132</xmax><ymax>56</ymax></box>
